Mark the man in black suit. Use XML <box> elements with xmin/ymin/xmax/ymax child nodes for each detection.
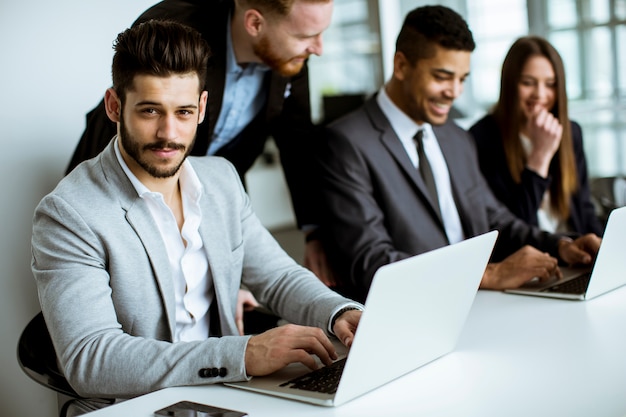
<box><xmin>68</xmin><ymin>0</ymin><xmax>334</xmax><ymax>284</ymax></box>
<box><xmin>316</xmin><ymin>5</ymin><xmax>600</xmax><ymax>302</ymax></box>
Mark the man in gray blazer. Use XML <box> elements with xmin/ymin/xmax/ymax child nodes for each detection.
<box><xmin>67</xmin><ymin>0</ymin><xmax>335</xmax><ymax>284</ymax></box>
<box><xmin>316</xmin><ymin>5</ymin><xmax>600</xmax><ymax>303</ymax></box>
<box><xmin>31</xmin><ymin>20</ymin><xmax>361</xmax><ymax>414</ymax></box>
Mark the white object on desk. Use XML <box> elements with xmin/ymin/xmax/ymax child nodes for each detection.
<box><xmin>505</xmin><ymin>205</ymin><xmax>626</xmax><ymax>300</ymax></box>
<box><xmin>84</xmin><ymin>288</ymin><xmax>626</xmax><ymax>417</ymax></box>
<box><xmin>224</xmin><ymin>231</ymin><xmax>496</xmax><ymax>406</ymax></box>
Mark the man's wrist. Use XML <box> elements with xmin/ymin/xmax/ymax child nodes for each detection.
<box><xmin>329</xmin><ymin>305</ymin><xmax>362</xmax><ymax>334</ymax></box>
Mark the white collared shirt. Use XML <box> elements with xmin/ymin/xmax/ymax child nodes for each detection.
<box><xmin>115</xmin><ymin>138</ymin><xmax>214</xmax><ymax>341</ymax></box>
<box><xmin>377</xmin><ymin>88</ymin><xmax>465</xmax><ymax>244</ymax></box>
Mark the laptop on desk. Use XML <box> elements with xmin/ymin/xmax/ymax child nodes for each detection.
<box><xmin>505</xmin><ymin>205</ymin><xmax>626</xmax><ymax>301</ymax></box>
<box><xmin>224</xmin><ymin>230</ymin><xmax>498</xmax><ymax>407</ymax></box>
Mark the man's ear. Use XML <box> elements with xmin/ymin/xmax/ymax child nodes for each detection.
<box><xmin>104</xmin><ymin>88</ymin><xmax>122</xmax><ymax>123</ymax></box>
<box><xmin>392</xmin><ymin>51</ymin><xmax>410</xmax><ymax>82</ymax></box>
<box><xmin>242</xmin><ymin>9</ymin><xmax>265</xmax><ymax>37</ymax></box>
<box><xmin>198</xmin><ymin>90</ymin><xmax>208</xmax><ymax>124</ymax></box>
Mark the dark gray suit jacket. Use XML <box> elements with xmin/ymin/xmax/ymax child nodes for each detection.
<box><xmin>469</xmin><ymin>114</ymin><xmax>603</xmax><ymax>235</ymax></box>
<box><xmin>317</xmin><ymin>96</ymin><xmax>562</xmax><ymax>302</ymax></box>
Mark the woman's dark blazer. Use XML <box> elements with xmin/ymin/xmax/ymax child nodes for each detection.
<box><xmin>469</xmin><ymin>114</ymin><xmax>603</xmax><ymax>236</ymax></box>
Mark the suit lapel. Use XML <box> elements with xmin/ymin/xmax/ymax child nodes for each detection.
<box><xmin>365</xmin><ymin>99</ymin><xmax>444</xmax><ymax>226</ymax></box>
<box><xmin>204</xmin><ymin>17</ymin><xmax>228</xmax><ymax>140</ymax></box>
<box><xmin>196</xmin><ymin>186</ymin><xmax>237</xmax><ymax>337</ymax></box>
<box><xmin>206</xmin><ymin>65</ymin><xmax>226</xmax><ymax>139</ymax></box>
<box><xmin>434</xmin><ymin>123</ymin><xmax>475</xmax><ymax>237</ymax></box>
<box><xmin>266</xmin><ymin>72</ymin><xmax>289</xmax><ymax>120</ymax></box>
<box><xmin>198</xmin><ymin>223</ymin><xmax>227</xmax><ymax>336</ymax></box>
<box><xmin>125</xmin><ymin>205</ymin><xmax>178</xmax><ymax>336</ymax></box>
<box><xmin>100</xmin><ymin>143</ymin><xmax>178</xmax><ymax>339</ymax></box>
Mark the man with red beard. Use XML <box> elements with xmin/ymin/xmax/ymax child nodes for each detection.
<box><xmin>67</xmin><ymin>0</ymin><xmax>335</xmax><ymax>292</ymax></box>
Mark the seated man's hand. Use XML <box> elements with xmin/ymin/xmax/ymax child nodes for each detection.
<box><xmin>481</xmin><ymin>245</ymin><xmax>560</xmax><ymax>290</ymax></box>
<box><xmin>244</xmin><ymin>324</ymin><xmax>338</xmax><ymax>376</ymax></box>
<box><xmin>236</xmin><ymin>289</ymin><xmax>260</xmax><ymax>336</ymax></box>
<box><xmin>332</xmin><ymin>309</ymin><xmax>361</xmax><ymax>348</ymax></box>
<box><xmin>558</xmin><ymin>234</ymin><xmax>601</xmax><ymax>266</ymax></box>
<box><xmin>304</xmin><ymin>238</ymin><xmax>338</xmax><ymax>287</ymax></box>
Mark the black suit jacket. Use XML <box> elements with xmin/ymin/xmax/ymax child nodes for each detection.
<box><xmin>469</xmin><ymin>114</ymin><xmax>602</xmax><ymax>236</ymax></box>
<box><xmin>67</xmin><ymin>0</ymin><xmax>318</xmax><ymax>226</ymax></box>
<box><xmin>317</xmin><ymin>96</ymin><xmax>562</xmax><ymax>302</ymax></box>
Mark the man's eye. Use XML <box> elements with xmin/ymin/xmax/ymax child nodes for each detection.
<box><xmin>142</xmin><ymin>108</ymin><xmax>157</xmax><ymax>114</ymax></box>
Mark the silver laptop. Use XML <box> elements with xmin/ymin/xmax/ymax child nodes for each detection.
<box><xmin>505</xmin><ymin>206</ymin><xmax>626</xmax><ymax>300</ymax></box>
<box><xmin>224</xmin><ymin>230</ymin><xmax>498</xmax><ymax>406</ymax></box>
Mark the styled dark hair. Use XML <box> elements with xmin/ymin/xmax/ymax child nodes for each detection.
<box><xmin>111</xmin><ymin>19</ymin><xmax>211</xmax><ymax>103</ymax></box>
<box><xmin>493</xmin><ymin>36</ymin><xmax>577</xmax><ymax>220</ymax></box>
<box><xmin>396</xmin><ymin>5</ymin><xmax>475</xmax><ymax>63</ymax></box>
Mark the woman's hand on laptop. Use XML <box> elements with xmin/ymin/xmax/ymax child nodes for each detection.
<box><xmin>244</xmin><ymin>324</ymin><xmax>338</xmax><ymax>376</ymax></box>
<box><xmin>558</xmin><ymin>234</ymin><xmax>601</xmax><ymax>266</ymax></box>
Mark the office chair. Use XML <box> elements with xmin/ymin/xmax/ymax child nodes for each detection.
<box><xmin>17</xmin><ymin>311</ymin><xmax>113</xmax><ymax>417</ymax></box>
<box><xmin>321</xmin><ymin>93</ymin><xmax>367</xmax><ymax>125</ymax></box>
<box><xmin>590</xmin><ymin>176</ymin><xmax>626</xmax><ymax>227</ymax></box>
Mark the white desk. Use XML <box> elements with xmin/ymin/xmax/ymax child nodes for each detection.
<box><xmin>86</xmin><ymin>289</ymin><xmax>626</xmax><ymax>417</ymax></box>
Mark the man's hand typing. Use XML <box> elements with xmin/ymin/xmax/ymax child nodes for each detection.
<box><xmin>244</xmin><ymin>324</ymin><xmax>338</xmax><ymax>376</ymax></box>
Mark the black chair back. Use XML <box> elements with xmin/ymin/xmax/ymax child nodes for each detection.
<box><xmin>17</xmin><ymin>312</ymin><xmax>79</xmax><ymax>398</ymax></box>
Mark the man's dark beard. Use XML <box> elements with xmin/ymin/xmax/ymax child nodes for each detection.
<box><xmin>253</xmin><ymin>35</ymin><xmax>306</xmax><ymax>77</ymax></box>
<box><xmin>119</xmin><ymin>112</ymin><xmax>194</xmax><ymax>178</ymax></box>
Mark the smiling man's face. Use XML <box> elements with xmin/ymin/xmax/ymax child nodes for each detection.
<box><xmin>391</xmin><ymin>44</ymin><xmax>471</xmax><ymax>126</ymax></box>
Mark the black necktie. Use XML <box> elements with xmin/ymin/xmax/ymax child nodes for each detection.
<box><xmin>414</xmin><ymin>129</ymin><xmax>441</xmax><ymax>216</ymax></box>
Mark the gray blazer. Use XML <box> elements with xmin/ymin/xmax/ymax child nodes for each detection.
<box><xmin>317</xmin><ymin>96</ymin><xmax>561</xmax><ymax>302</ymax></box>
<box><xmin>31</xmin><ymin>139</ymin><xmax>352</xmax><ymax>399</ymax></box>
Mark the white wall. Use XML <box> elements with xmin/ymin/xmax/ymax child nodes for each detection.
<box><xmin>0</xmin><ymin>1</ymin><xmax>158</xmax><ymax>415</ymax></box>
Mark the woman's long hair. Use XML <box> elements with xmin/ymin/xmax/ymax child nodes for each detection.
<box><xmin>492</xmin><ymin>36</ymin><xmax>577</xmax><ymax>220</ymax></box>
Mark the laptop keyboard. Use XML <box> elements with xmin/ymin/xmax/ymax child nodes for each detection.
<box><xmin>542</xmin><ymin>272</ymin><xmax>592</xmax><ymax>294</ymax></box>
<box><xmin>279</xmin><ymin>358</ymin><xmax>346</xmax><ymax>394</ymax></box>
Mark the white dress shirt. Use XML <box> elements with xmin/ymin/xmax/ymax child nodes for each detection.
<box><xmin>377</xmin><ymin>88</ymin><xmax>465</xmax><ymax>244</ymax></box>
<box><xmin>115</xmin><ymin>138</ymin><xmax>215</xmax><ymax>341</ymax></box>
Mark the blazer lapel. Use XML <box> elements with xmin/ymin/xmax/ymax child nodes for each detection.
<box><xmin>100</xmin><ymin>143</ymin><xmax>178</xmax><ymax>338</ymax></box>
<box><xmin>205</xmin><ymin>31</ymin><xmax>227</xmax><ymax>139</ymax></box>
<box><xmin>365</xmin><ymin>99</ymin><xmax>445</xmax><ymax>226</ymax></box>
<box><xmin>196</xmin><ymin>190</ymin><xmax>238</xmax><ymax>337</ymax></box>
<box><xmin>206</xmin><ymin>67</ymin><xmax>225</xmax><ymax>139</ymax></box>
<box><xmin>434</xmin><ymin>123</ymin><xmax>475</xmax><ymax>237</ymax></box>
<box><xmin>125</xmin><ymin>206</ymin><xmax>177</xmax><ymax>335</ymax></box>
<box><xmin>266</xmin><ymin>72</ymin><xmax>289</xmax><ymax>120</ymax></box>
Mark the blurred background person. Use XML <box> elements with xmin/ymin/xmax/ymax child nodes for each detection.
<box><xmin>470</xmin><ymin>36</ymin><xmax>603</xmax><ymax>236</ymax></box>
